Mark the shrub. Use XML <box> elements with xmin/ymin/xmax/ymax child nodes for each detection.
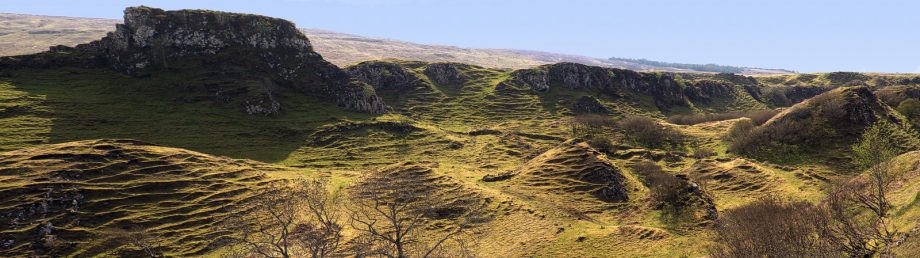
<box><xmin>746</xmin><ymin>109</ymin><xmax>780</xmax><ymax>125</ymax></box>
<box><xmin>631</xmin><ymin>161</ymin><xmax>692</xmax><ymax>220</ymax></box>
<box><xmin>897</xmin><ymin>99</ymin><xmax>920</xmax><ymax>121</ymax></box>
<box><xmin>616</xmin><ymin>116</ymin><xmax>684</xmax><ymax>148</ymax></box>
<box><xmin>708</xmin><ymin>197</ymin><xmax>838</xmax><ymax>258</ymax></box>
<box><xmin>587</xmin><ymin>135</ymin><xmax>613</xmax><ymax>152</ymax></box>
<box><xmin>569</xmin><ymin>114</ymin><xmax>615</xmax><ymax>137</ymax></box>
<box><xmin>763</xmin><ymin>86</ymin><xmax>792</xmax><ymax>106</ymax></box>
<box><xmin>723</xmin><ymin>119</ymin><xmax>756</xmax><ymax>154</ymax></box>
<box><xmin>691</xmin><ymin>146</ymin><xmax>716</xmax><ymax>159</ymax></box>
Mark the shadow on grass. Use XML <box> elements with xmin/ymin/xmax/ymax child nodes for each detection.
<box><xmin>0</xmin><ymin>67</ymin><xmax>375</xmax><ymax>163</ymax></box>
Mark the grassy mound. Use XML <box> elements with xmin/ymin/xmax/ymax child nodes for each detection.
<box><xmin>0</xmin><ymin>139</ymin><xmax>293</xmax><ymax>257</ymax></box>
<box><xmin>352</xmin><ymin>161</ymin><xmax>493</xmax><ymax>219</ymax></box>
<box><xmin>737</xmin><ymin>87</ymin><xmax>915</xmax><ymax>163</ymax></box>
<box><xmin>683</xmin><ymin>158</ymin><xmax>789</xmax><ymax>208</ymax></box>
<box><xmin>509</xmin><ymin>141</ymin><xmax>644</xmax><ymax>211</ymax></box>
<box><xmin>877</xmin><ymin>151</ymin><xmax>920</xmax><ymax>256</ymax></box>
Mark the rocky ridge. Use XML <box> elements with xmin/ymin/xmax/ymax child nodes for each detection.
<box><xmin>496</xmin><ymin>62</ymin><xmax>748</xmax><ymax>111</ymax></box>
<box><xmin>0</xmin><ymin>7</ymin><xmax>386</xmax><ymax>115</ymax></box>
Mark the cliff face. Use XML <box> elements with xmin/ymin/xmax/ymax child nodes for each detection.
<box><xmin>2</xmin><ymin>6</ymin><xmax>386</xmax><ymax>115</ymax></box>
<box><xmin>497</xmin><ymin>63</ymin><xmax>690</xmax><ymax>110</ymax></box>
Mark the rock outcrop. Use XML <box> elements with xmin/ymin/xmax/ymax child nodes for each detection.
<box><xmin>683</xmin><ymin>80</ymin><xmax>738</xmax><ymax>103</ymax></box>
<box><xmin>750</xmin><ymin>87</ymin><xmax>910</xmax><ymax>149</ymax></box>
<box><xmin>763</xmin><ymin>87</ymin><xmax>890</xmax><ymax>129</ymax></box>
<box><xmin>0</xmin><ymin>6</ymin><xmax>386</xmax><ymax>115</ymax></box>
<box><xmin>346</xmin><ymin>60</ymin><xmax>421</xmax><ymax>91</ymax></box>
<box><xmin>571</xmin><ymin>96</ymin><xmax>610</xmax><ymax>114</ymax></box>
<box><xmin>497</xmin><ymin>63</ymin><xmax>689</xmax><ymax>110</ymax></box>
<box><xmin>422</xmin><ymin>63</ymin><xmax>466</xmax><ymax>85</ymax></box>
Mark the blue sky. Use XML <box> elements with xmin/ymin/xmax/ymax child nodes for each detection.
<box><xmin>3</xmin><ymin>0</ymin><xmax>918</xmax><ymax>73</ymax></box>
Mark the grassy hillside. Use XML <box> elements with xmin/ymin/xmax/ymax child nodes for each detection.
<box><xmin>0</xmin><ymin>139</ymin><xmax>299</xmax><ymax>257</ymax></box>
<box><xmin>0</xmin><ymin>60</ymin><xmax>885</xmax><ymax>256</ymax></box>
<box><xmin>2</xmin><ymin>9</ymin><xmax>920</xmax><ymax>257</ymax></box>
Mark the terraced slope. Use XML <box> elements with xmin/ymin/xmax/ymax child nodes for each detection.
<box><xmin>888</xmin><ymin>151</ymin><xmax>920</xmax><ymax>223</ymax></box>
<box><xmin>743</xmin><ymin>86</ymin><xmax>918</xmax><ymax>162</ymax></box>
<box><xmin>3</xmin><ymin>7</ymin><xmax>920</xmax><ymax>258</ymax></box>
<box><xmin>0</xmin><ymin>139</ymin><xmax>294</xmax><ymax>257</ymax></box>
<box><xmin>508</xmin><ymin>141</ymin><xmax>643</xmax><ymax>211</ymax></box>
<box><xmin>353</xmin><ymin>162</ymin><xmax>495</xmax><ymax>219</ymax></box>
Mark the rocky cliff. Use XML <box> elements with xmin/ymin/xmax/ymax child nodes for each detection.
<box><xmin>497</xmin><ymin>63</ymin><xmax>707</xmax><ymax>111</ymax></box>
<box><xmin>0</xmin><ymin>6</ymin><xmax>386</xmax><ymax>115</ymax></box>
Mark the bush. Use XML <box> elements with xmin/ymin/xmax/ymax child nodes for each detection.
<box><xmin>667</xmin><ymin>109</ymin><xmax>780</xmax><ymax>126</ymax></box>
<box><xmin>691</xmin><ymin>146</ymin><xmax>716</xmax><ymax>159</ymax></box>
<box><xmin>587</xmin><ymin>135</ymin><xmax>613</xmax><ymax>152</ymax></box>
<box><xmin>763</xmin><ymin>86</ymin><xmax>792</xmax><ymax>106</ymax></box>
<box><xmin>897</xmin><ymin>99</ymin><xmax>920</xmax><ymax>121</ymax></box>
<box><xmin>616</xmin><ymin>116</ymin><xmax>684</xmax><ymax>148</ymax></box>
<box><xmin>631</xmin><ymin>161</ymin><xmax>692</xmax><ymax>220</ymax></box>
<box><xmin>569</xmin><ymin>114</ymin><xmax>615</xmax><ymax>137</ymax></box>
<box><xmin>708</xmin><ymin>197</ymin><xmax>838</xmax><ymax>258</ymax></box>
<box><xmin>723</xmin><ymin>119</ymin><xmax>756</xmax><ymax>154</ymax></box>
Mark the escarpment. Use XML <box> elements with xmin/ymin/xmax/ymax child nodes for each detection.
<box><xmin>496</xmin><ymin>62</ymin><xmax>754</xmax><ymax>111</ymax></box>
<box><xmin>0</xmin><ymin>6</ymin><xmax>385</xmax><ymax>115</ymax></box>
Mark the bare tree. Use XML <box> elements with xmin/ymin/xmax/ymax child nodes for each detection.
<box><xmin>220</xmin><ymin>179</ymin><xmax>344</xmax><ymax>258</ymax></box>
<box><xmin>845</xmin><ymin>120</ymin><xmax>903</xmax><ymax>255</ymax></box>
<box><xmin>708</xmin><ymin>122</ymin><xmax>910</xmax><ymax>258</ymax></box>
<box><xmin>850</xmin><ymin>121</ymin><xmax>900</xmax><ymax>219</ymax></box>
<box><xmin>819</xmin><ymin>182</ymin><xmax>879</xmax><ymax>257</ymax></box>
<box><xmin>347</xmin><ymin>171</ymin><xmax>482</xmax><ymax>258</ymax></box>
<box><xmin>813</xmin><ymin>121</ymin><xmax>904</xmax><ymax>257</ymax></box>
<box><xmin>295</xmin><ymin>180</ymin><xmax>345</xmax><ymax>258</ymax></box>
<box><xmin>708</xmin><ymin>197</ymin><xmax>838</xmax><ymax>258</ymax></box>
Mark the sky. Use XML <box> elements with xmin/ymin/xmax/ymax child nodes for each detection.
<box><xmin>2</xmin><ymin>0</ymin><xmax>918</xmax><ymax>73</ymax></box>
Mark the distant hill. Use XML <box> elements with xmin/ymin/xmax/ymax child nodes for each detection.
<box><xmin>0</xmin><ymin>13</ymin><xmax>793</xmax><ymax>74</ymax></box>
<box><xmin>609</xmin><ymin>57</ymin><xmax>795</xmax><ymax>74</ymax></box>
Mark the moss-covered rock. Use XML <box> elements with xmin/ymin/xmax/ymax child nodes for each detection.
<box><xmin>422</xmin><ymin>62</ymin><xmax>466</xmax><ymax>85</ymax></box>
<box><xmin>346</xmin><ymin>60</ymin><xmax>421</xmax><ymax>91</ymax></box>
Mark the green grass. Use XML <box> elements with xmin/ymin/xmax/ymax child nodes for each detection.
<box><xmin>0</xmin><ymin>139</ymin><xmax>299</xmax><ymax>257</ymax></box>
<box><xmin>0</xmin><ymin>68</ymin><xmax>373</xmax><ymax>162</ymax></box>
<box><xmin>3</xmin><ymin>62</ymin><xmax>920</xmax><ymax>257</ymax></box>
